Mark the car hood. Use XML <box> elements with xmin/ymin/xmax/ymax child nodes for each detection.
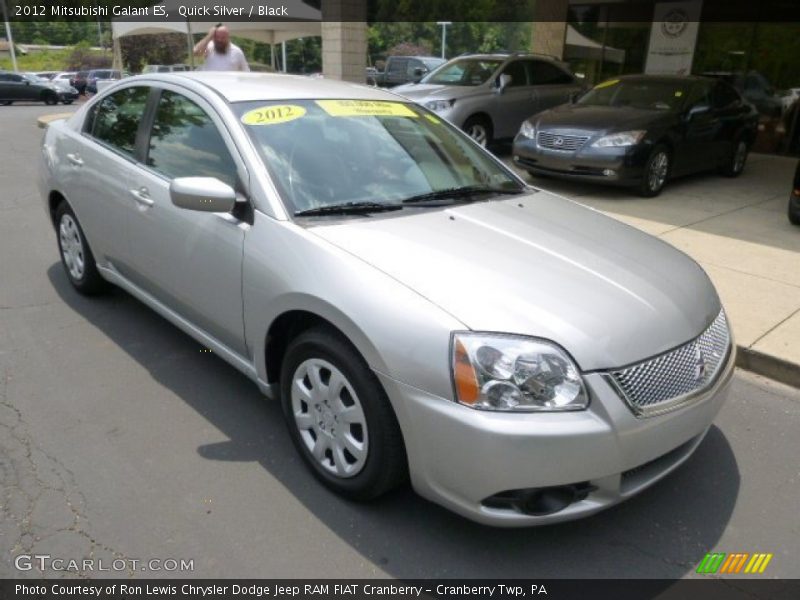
<box><xmin>309</xmin><ymin>192</ymin><xmax>720</xmax><ymax>371</ymax></box>
<box><xmin>532</xmin><ymin>104</ymin><xmax>675</xmax><ymax>134</ymax></box>
<box><xmin>393</xmin><ymin>83</ymin><xmax>484</xmax><ymax>102</ymax></box>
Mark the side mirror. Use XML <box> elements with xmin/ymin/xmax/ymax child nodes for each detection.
<box><xmin>495</xmin><ymin>73</ymin><xmax>512</xmax><ymax>94</ymax></box>
<box><xmin>569</xmin><ymin>91</ymin><xmax>582</xmax><ymax>104</ymax></box>
<box><xmin>687</xmin><ymin>104</ymin><xmax>710</xmax><ymax>120</ymax></box>
<box><xmin>170</xmin><ymin>177</ymin><xmax>236</xmax><ymax>213</ymax></box>
<box><xmin>413</xmin><ymin>67</ymin><xmax>425</xmax><ymax>77</ymax></box>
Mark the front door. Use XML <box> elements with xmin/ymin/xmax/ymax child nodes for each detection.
<box><xmin>123</xmin><ymin>87</ymin><xmax>249</xmax><ymax>356</ymax></box>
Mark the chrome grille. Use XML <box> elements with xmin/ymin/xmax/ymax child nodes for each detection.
<box><xmin>537</xmin><ymin>131</ymin><xmax>589</xmax><ymax>151</ymax></box>
<box><xmin>607</xmin><ymin>310</ymin><xmax>731</xmax><ymax>417</ymax></box>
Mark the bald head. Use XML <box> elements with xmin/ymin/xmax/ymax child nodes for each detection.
<box><xmin>213</xmin><ymin>26</ymin><xmax>231</xmax><ymax>54</ymax></box>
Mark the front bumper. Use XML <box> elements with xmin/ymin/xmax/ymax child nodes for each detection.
<box><xmin>512</xmin><ymin>135</ymin><xmax>651</xmax><ymax>186</ymax></box>
<box><xmin>378</xmin><ymin>345</ymin><xmax>735</xmax><ymax>527</ymax></box>
<box><xmin>57</xmin><ymin>90</ymin><xmax>79</xmax><ymax>101</ymax></box>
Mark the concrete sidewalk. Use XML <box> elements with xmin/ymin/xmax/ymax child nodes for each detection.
<box><xmin>507</xmin><ymin>152</ymin><xmax>800</xmax><ymax>387</ymax></box>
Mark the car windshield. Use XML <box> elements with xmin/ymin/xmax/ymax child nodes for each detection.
<box><xmin>422</xmin><ymin>59</ymin><xmax>503</xmax><ymax>86</ymax></box>
<box><xmin>234</xmin><ymin>99</ymin><xmax>522</xmax><ymax>214</ymax></box>
<box><xmin>579</xmin><ymin>79</ymin><xmax>688</xmax><ymax>111</ymax></box>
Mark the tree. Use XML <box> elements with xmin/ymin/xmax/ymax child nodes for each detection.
<box><xmin>119</xmin><ymin>33</ymin><xmax>189</xmax><ymax>72</ymax></box>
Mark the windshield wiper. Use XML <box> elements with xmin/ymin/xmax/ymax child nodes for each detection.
<box><xmin>294</xmin><ymin>201</ymin><xmax>404</xmax><ymax>217</ymax></box>
<box><xmin>401</xmin><ymin>185</ymin><xmax>523</xmax><ymax>206</ymax></box>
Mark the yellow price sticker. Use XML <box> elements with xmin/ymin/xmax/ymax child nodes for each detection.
<box><xmin>241</xmin><ymin>104</ymin><xmax>306</xmax><ymax>126</ymax></box>
<box><xmin>316</xmin><ymin>100</ymin><xmax>417</xmax><ymax>118</ymax></box>
<box><xmin>675</xmin><ymin>90</ymin><xmax>683</xmax><ymax>97</ymax></box>
<box><xmin>594</xmin><ymin>79</ymin><xmax>619</xmax><ymax>89</ymax></box>
<box><xmin>424</xmin><ymin>114</ymin><xmax>441</xmax><ymax>124</ymax></box>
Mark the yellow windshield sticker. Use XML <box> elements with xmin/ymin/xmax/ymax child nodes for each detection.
<box><xmin>424</xmin><ymin>114</ymin><xmax>441</xmax><ymax>124</ymax></box>
<box><xmin>675</xmin><ymin>90</ymin><xmax>683</xmax><ymax>97</ymax></box>
<box><xmin>241</xmin><ymin>104</ymin><xmax>306</xmax><ymax>126</ymax></box>
<box><xmin>316</xmin><ymin>100</ymin><xmax>417</xmax><ymax>118</ymax></box>
<box><xmin>594</xmin><ymin>79</ymin><xmax>619</xmax><ymax>89</ymax></box>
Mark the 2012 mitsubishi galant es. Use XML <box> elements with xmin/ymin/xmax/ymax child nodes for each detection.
<box><xmin>39</xmin><ymin>73</ymin><xmax>734</xmax><ymax>526</ymax></box>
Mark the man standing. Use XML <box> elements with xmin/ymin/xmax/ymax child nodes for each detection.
<box><xmin>193</xmin><ymin>25</ymin><xmax>250</xmax><ymax>72</ymax></box>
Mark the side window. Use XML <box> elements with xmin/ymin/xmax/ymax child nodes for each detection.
<box><xmin>146</xmin><ymin>90</ymin><xmax>238</xmax><ymax>188</ymax></box>
<box><xmin>711</xmin><ymin>82</ymin><xmax>740</xmax><ymax>109</ymax></box>
<box><xmin>9</xmin><ymin>74</ymin><xmax>24</xmax><ymax>83</ymax></box>
<box><xmin>0</xmin><ymin>74</ymin><xmax>9</xmax><ymax>82</ymax></box>
<box><xmin>406</xmin><ymin>59</ymin><xmax>423</xmax><ymax>77</ymax></box>
<box><xmin>90</xmin><ymin>86</ymin><xmax>149</xmax><ymax>156</ymax></box>
<box><xmin>685</xmin><ymin>82</ymin><xmax>711</xmax><ymax>109</ymax></box>
<box><xmin>387</xmin><ymin>58</ymin><xmax>408</xmax><ymax>75</ymax></box>
<box><xmin>501</xmin><ymin>60</ymin><xmax>528</xmax><ymax>87</ymax></box>
<box><xmin>528</xmin><ymin>61</ymin><xmax>573</xmax><ymax>85</ymax></box>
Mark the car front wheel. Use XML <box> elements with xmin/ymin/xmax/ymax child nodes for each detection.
<box><xmin>463</xmin><ymin>116</ymin><xmax>493</xmax><ymax>148</ymax></box>
<box><xmin>280</xmin><ymin>327</ymin><xmax>407</xmax><ymax>500</ymax></box>
<box><xmin>55</xmin><ymin>202</ymin><xmax>107</xmax><ymax>295</ymax></box>
<box><xmin>639</xmin><ymin>145</ymin><xmax>670</xmax><ymax>197</ymax></box>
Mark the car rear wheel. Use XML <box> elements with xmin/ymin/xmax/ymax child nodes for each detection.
<box><xmin>42</xmin><ymin>92</ymin><xmax>59</xmax><ymax>106</ymax></box>
<box><xmin>463</xmin><ymin>116</ymin><xmax>493</xmax><ymax>148</ymax></box>
<box><xmin>721</xmin><ymin>138</ymin><xmax>748</xmax><ymax>177</ymax></box>
<box><xmin>639</xmin><ymin>145</ymin><xmax>670</xmax><ymax>197</ymax></box>
<box><xmin>280</xmin><ymin>327</ymin><xmax>407</xmax><ymax>500</ymax></box>
<box><xmin>55</xmin><ymin>202</ymin><xmax>108</xmax><ymax>295</ymax></box>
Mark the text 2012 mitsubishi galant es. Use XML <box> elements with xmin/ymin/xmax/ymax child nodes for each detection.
<box><xmin>39</xmin><ymin>73</ymin><xmax>734</xmax><ymax>526</ymax></box>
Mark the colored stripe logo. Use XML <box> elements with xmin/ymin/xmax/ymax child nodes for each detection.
<box><xmin>696</xmin><ymin>552</ymin><xmax>773</xmax><ymax>574</ymax></box>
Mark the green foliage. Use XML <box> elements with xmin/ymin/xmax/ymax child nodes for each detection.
<box><xmin>120</xmin><ymin>33</ymin><xmax>189</xmax><ymax>72</ymax></box>
<box><xmin>0</xmin><ymin>47</ymin><xmax>109</xmax><ymax>72</ymax></box>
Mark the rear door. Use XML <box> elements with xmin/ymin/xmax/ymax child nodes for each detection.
<box><xmin>676</xmin><ymin>81</ymin><xmax>718</xmax><ymax>174</ymax></box>
<box><xmin>527</xmin><ymin>60</ymin><xmax>578</xmax><ymax>114</ymax></box>
<box><xmin>494</xmin><ymin>59</ymin><xmax>533</xmax><ymax>138</ymax></box>
<box><xmin>57</xmin><ymin>86</ymin><xmax>150</xmax><ymax>266</ymax></box>
<box><xmin>123</xmin><ymin>86</ymin><xmax>249</xmax><ymax>355</ymax></box>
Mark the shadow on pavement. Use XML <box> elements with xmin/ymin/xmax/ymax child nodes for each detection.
<box><xmin>48</xmin><ymin>263</ymin><xmax>740</xmax><ymax>579</ymax></box>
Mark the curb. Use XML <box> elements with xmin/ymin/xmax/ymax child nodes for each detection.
<box><xmin>37</xmin><ymin>113</ymin><xmax>73</xmax><ymax>129</ymax></box>
<box><xmin>736</xmin><ymin>345</ymin><xmax>800</xmax><ymax>389</ymax></box>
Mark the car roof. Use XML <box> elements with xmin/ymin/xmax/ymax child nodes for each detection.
<box><xmin>607</xmin><ymin>74</ymin><xmax>712</xmax><ymax>84</ymax></box>
<box><xmin>133</xmin><ymin>72</ymin><xmax>408</xmax><ymax>103</ymax></box>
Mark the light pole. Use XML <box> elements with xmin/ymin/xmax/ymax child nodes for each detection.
<box><xmin>2</xmin><ymin>0</ymin><xmax>18</xmax><ymax>72</ymax></box>
<box><xmin>437</xmin><ymin>21</ymin><xmax>451</xmax><ymax>60</ymax></box>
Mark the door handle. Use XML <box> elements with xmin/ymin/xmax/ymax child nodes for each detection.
<box><xmin>66</xmin><ymin>153</ymin><xmax>83</xmax><ymax>167</ymax></box>
<box><xmin>130</xmin><ymin>187</ymin><xmax>154</xmax><ymax>207</ymax></box>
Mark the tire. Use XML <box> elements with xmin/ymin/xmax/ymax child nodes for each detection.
<box><xmin>638</xmin><ymin>144</ymin><xmax>670</xmax><ymax>197</ymax></box>
<box><xmin>62</xmin><ymin>99</ymin><xmax>74</xmax><ymax>105</ymax></box>
<box><xmin>720</xmin><ymin>137</ymin><xmax>748</xmax><ymax>177</ymax></box>
<box><xmin>55</xmin><ymin>202</ymin><xmax>108</xmax><ymax>295</ymax></box>
<box><xmin>43</xmin><ymin>92</ymin><xmax>58</xmax><ymax>106</ymax></box>
<box><xmin>789</xmin><ymin>197</ymin><xmax>800</xmax><ymax>226</ymax></box>
<box><xmin>280</xmin><ymin>327</ymin><xmax>407</xmax><ymax>501</ymax></box>
<box><xmin>463</xmin><ymin>115</ymin><xmax>493</xmax><ymax>148</ymax></box>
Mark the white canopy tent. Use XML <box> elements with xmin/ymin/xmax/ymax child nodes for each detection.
<box><xmin>564</xmin><ymin>24</ymin><xmax>626</xmax><ymax>65</ymax></box>
<box><xmin>111</xmin><ymin>0</ymin><xmax>322</xmax><ymax>70</ymax></box>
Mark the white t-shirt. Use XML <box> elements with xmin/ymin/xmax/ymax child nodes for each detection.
<box><xmin>203</xmin><ymin>42</ymin><xmax>250</xmax><ymax>72</ymax></box>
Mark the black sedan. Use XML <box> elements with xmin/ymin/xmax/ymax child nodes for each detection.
<box><xmin>513</xmin><ymin>75</ymin><xmax>759</xmax><ymax>196</ymax></box>
<box><xmin>790</xmin><ymin>161</ymin><xmax>800</xmax><ymax>226</ymax></box>
<box><xmin>0</xmin><ymin>72</ymin><xmax>79</xmax><ymax>106</ymax></box>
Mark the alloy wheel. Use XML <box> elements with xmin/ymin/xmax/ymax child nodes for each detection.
<box><xmin>733</xmin><ymin>141</ymin><xmax>747</xmax><ymax>173</ymax></box>
<box><xmin>290</xmin><ymin>358</ymin><xmax>369</xmax><ymax>478</ymax></box>
<box><xmin>648</xmin><ymin>151</ymin><xmax>669</xmax><ymax>192</ymax></box>
<box><xmin>467</xmin><ymin>124</ymin><xmax>488</xmax><ymax>147</ymax></box>
<box><xmin>59</xmin><ymin>214</ymin><xmax>85</xmax><ymax>281</ymax></box>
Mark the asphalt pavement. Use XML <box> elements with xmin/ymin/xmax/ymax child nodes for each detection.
<box><xmin>1</xmin><ymin>103</ymin><xmax>799</xmax><ymax>579</ymax></box>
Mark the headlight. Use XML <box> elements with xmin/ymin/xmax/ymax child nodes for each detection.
<box><xmin>451</xmin><ymin>333</ymin><xmax>588</xmax><ymax>412</ymax></box>
<box><xmin>424</xmin><ymin>99</ymin><xmax>454</xmax><ymax>112</ymax></box>
<box><xmin>519</xmin><ymin>120</ymin><xmax>536</xmax><ymax>139</ymax></box>
<box><xmin>591</xmin><ymin>130</ymin><xmax>646</xmax><ymax>147</ymax></box>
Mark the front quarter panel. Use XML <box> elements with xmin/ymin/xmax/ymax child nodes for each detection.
<box><xmin>243</xmin><ymin>211</ymin><xmax>466</xmax><ymax>401</ymax></box>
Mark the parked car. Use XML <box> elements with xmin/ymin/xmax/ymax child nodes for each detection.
<box><xmin>52</xmin><ymin>71</ymin><xmax>78</xmax><ymax>88</ymax></box>
<box><xmin>86</xmin><ymin>69</ymin><xmax>124</xmax><ymax>94</ymax></box>
<box><xmin>369</xmin><ymin>56</ymin><xmax>445</xmax><ymax>88</ymax></box>
<box><xmin>394</xmin><ymin>52</ymin><xmax>583</xmax><ymax>147</ymax></box>
<box><xmin>142</xmin><ymin>64</ymin><xmax>192</xmax><ymax>73</ymax></box>
<box><xmin>73</xmin><ymin>71</ymin><xmax>90</xmax><ymax>94</ymax></box>
<box><xmin>0</xmin><ymin>71</ymin><xmax>78</xmax><ymax>105</ymax></box>
<box><xmin>26</xmin><ymin>72</ymin><xmax>77</xmax><ymax>93</ymax></box>
<box><xmin>34</xmin><ymin>71</ymin><xmax>57</xmax><ymax>80</ymax></box>
<box><xmin>789</xmin><ymin>160</ymin><xmax>800</xmax><ymax>225</ymax></box>
<box><xmin>703</xmin><ymin>70</ymin><xmax>783</xmax><ymax>117</ymax></box>
<box><xmin>513</xmin><ymin>75</ymin><xmax>758</xmax><ymax>196</ymax></box>
<box><xmin>40</xmin><ymin>72</ymin><xmax>734</xmax><ymax>526</ymax></box>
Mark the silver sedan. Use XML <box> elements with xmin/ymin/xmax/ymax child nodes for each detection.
<box><xmin>39</xmin><ymin>72</ymin><xmax>734</xmax><ymax>526</ymax></box>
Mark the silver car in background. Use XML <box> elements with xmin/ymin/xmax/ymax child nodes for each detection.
<box><xmin>393</xmin><ymin>52</ymin><xmax>583</xmax><ymax>147</ymax></box>
<box><xmin>39</xmin><ymin>73</ymin><xmax>734</xmax><ymax>526</ymax></box>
